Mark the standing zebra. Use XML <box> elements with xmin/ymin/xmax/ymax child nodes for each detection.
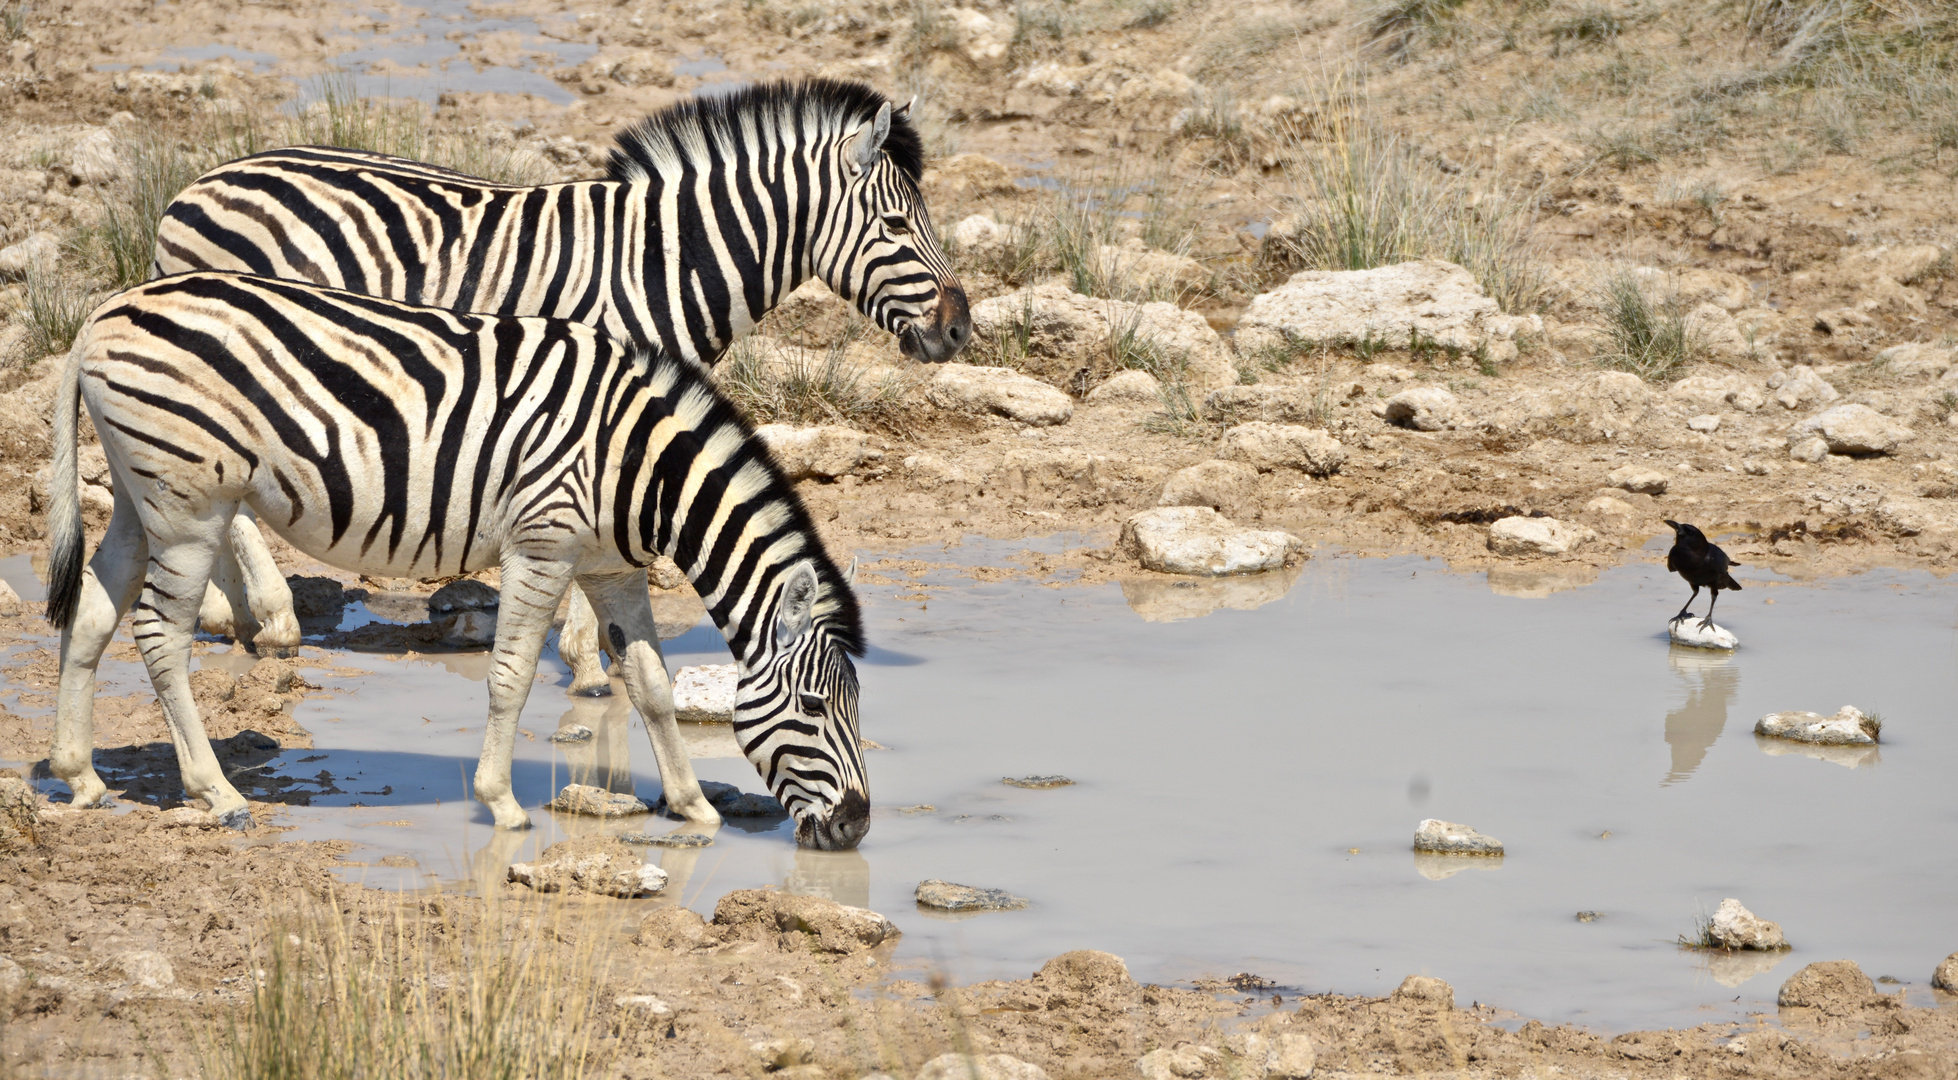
<box><xmin>46</xmin><ymin>272</ymin><xmax>869</xmax><ymax>849</ymax></box>
<box><xmin>153</xmin><ymin>78</ymin><xmax>967</xmax><ymax>684</ymax></box>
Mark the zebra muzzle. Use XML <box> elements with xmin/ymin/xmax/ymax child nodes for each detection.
<box><xmin>898</xmin><ymin>285</ymin><xmax>972</xmax><ymax>364</ymax></box>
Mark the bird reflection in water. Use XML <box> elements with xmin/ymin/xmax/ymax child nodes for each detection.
<box><xmin>1663</xmin><ymin>645</ymin><xmax>1738</xmax><ymax>785</ymax></box>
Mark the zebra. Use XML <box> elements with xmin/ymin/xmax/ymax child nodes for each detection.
<box><xmin>152</xmin><ymin>78</ymin><xmax>968</xmax><ymax>685</ymax></box>
<box><xmin>45</xmin><ymin>271</ymin><xmax>870</xmax><ymax>849</ymax></box>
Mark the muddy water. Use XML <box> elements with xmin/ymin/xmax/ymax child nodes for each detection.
<box><xmin>4</xmin><ymin>546</ymin><xmax>1955</xmax><ymax>1031</ymax></box>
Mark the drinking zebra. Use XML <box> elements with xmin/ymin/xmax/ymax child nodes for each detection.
<box><xmin>46</xmin><ymin>272</ymin><xmax>870</xmax><ymax>849</ymax></box>
<box><xmin>153</xmin><ymin>78</ymin><xmax>967</xmax><ymax>684</ymax></box>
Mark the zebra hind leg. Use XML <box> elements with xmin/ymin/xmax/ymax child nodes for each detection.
<box><xmin>475</xmin><ymin>554</ymin><xmax>580</xmax><ymax>829</ymax></box>
<box><xmin>133</xmin><ymin>503</ymin><xmax>254</xmax><ymax>829</ymax></box>
<box><xmin>51</xmin><ymin>491</ymin><xmax>148</xmax><ymax>808</ymax></box>
<box><xmin>580</xmin><ymin>571</ymin><xmax>720</xmax><ymax>828</ymax></box>
<box><xmin>559</xmin><ymin>588</ymin><xmax>613</xmax><ymax>696</ymax></box>
<box><xmin>227</xmin><ymin>511</ymin><xmax>300</xmax><ymax>657</ymax></box>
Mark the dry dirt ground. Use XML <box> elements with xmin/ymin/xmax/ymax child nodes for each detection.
<box><xmin>2</xmin><ymin>0</ymin><xmax>1957</xmax><ymax>1075</ymax></box>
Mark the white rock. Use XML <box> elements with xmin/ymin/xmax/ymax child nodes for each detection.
<box><xmin>1793</xmin><ymin>403</ymin><xmax>1914</xmax><ymax>456</ymax></box>
<box><xmin>1934</xmin><ymin>952</ymin><xmax>1958</xmax><ymax>992</ymax></box>
<box><xmin>1365</xmin><ymin>362</ymin><xmax>1414</xmax><ymax>382</ymax></box>
<box><xmin>952</xmin><ymin>213</ymin><xmax>1004</xmax><ymax>251</ymax></box>
<box><xmin>754</xmin><ymin>423</ymin><xmax>871</xmax><ymax>481</ymax></box>
<box><xmin>1755</xmin><ymin>705</ymin><xmax>1880</xmax><ymax>745</ymax></box>
<box><xmin>1669</xmin><ymin>373</ymin><xmax>1766</xmax><ymax>413</ymax></box>
<box><xmin>1382</xmin><ymin>386</ymin><xmax>1459</xmax><ymax>431</ymax></box>
<box><xmin>1608</xmin><ymin>465</ymin><xmax>1669</xmax><ymax>495</ymax></box>
<box><xmin>1876</xmin><ymin>342</ymin><xmax>1955</xmax><ymax>378</ymax></box>
<box><xmin>117</xmin><ymin>950</ymin><xmax>175</xmax><ymax>989</ymax></box>
<box><xmin>1217</xmin><ymin>422</ymin><xmax>1347</xmax><ymax>476</ymax></box>
<box><xmin>1670</xmin><ymin>619</ymin><xmax>1737</xmax><ymax>650</ymax></box>
<box><xmin>1486</xmin><ymin>516</ymin><xmax>1595</xmax><ymax>557</ymax></box>
<box><xmin>1767</xmin><ymin>364</ymin><xmax>1838</xmax><ymax>410</ymax></box>
<box><xmin>1788</xmin><ymin>435</ymin><xmax>1829</xmax><ymax>463</ymax></box>
<box><xmin>969</xmin><ymin>284</ymin><xmax>1236</xmax><ymax>392</ymax></box>
<box><xmin>1687</xmin><ymin>413</ymin><xmax>1722</xmax><ymax>433</ymax></box>
<box><xmin>1158</xmin><ymin>459</ymin><xmax>1259</xmax><ymax>515</ymax></box>
<box><xmin>1086</xmin><ymin>369</ymin><xmax>1162</xmax><ymax>405</ymax></box>
<box><xmin>1091</xmin><ymin>237</ymin><xmax>1208</xmax><ymax>297</ymax></box>
<box><xmin>1268</xmin><ymin>1033</ymin><xmax>1317</xmax><ymax>1079</ymax></box>
<box><xmin>1236</xmin><ymin>259</ymin><xmax>1542</xmax><ymax>364</ymax></box>
<box><xmin>1413</xmin><ymin>818</ymin><xmax>1503</xmax><ymax>855</ymax></box>
<box><xmin>508</xmin><ymin>837</ymin><xmax>668</xmax><ymax>897</ymax></box>
<box><xmin>614</xmin><ymin>994</ymin><xmax>673</xmax><ymax>1019</ymax></box>
<box><xmin>69</xmin><ymin>129</ymin><xmax>122</xmax><ymax>184</ymax></box>
<box><xmin>0</xmin><ymin>232</ymin><xmax>60</xmax><ymax>281</ymax></box>
<box><xmin>927</xmin><ymin>363</ymin><xmax>1073</xmax><ymax>426</ymax></box>
<box><xmin>547</xmin><ymin>784</ymin><xmax>651</xmax><ymax>817</ymax></box>
<box><xmin>1708</xmin><ymin>898</ymin><xmax>1789</xmax><ymax>951</ymax></box>
<box><xmin>944</xmin><ymin>7</ymin><xmax>1011</xmax><ymax>66</ymax></box>
<box><xmin>0</xmin><ymin>580</ymin><xmax>20</xmax><ymax>617</ymax></box>
<box><xmin>1119</xmin><ymin>507</ymin><xmax>1304</xmax><ymax>577</ymax></box>
<box><xmin>1392</xmin><ymin>974</ymin><xmax>1457</xmax><ymax>1009</ymax></box>
<box><xmin>673</xmin><ymin>663</ymin><xmax>737</xmax><ymax>723</ymax></box>
<box><xmin>1685</xmin><ymin>303</ymin><xmax>1749</xmax><ymax>359</ymax></box>
<box><xmin>916</xmin><ymin>1053</ymin><xmax>1050</xmax><ymax>1080</ymax></box>
<box><xmin>0</xmin><ymin>955</ymin><xmax>22</xmax><ymax>995</ymax></box>
<box><xmin>1137</xmin><ymin>1047</ymin><xmax>1213</xmax><ymax>1080</ymax></box>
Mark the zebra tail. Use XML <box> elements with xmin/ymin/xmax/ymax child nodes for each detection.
<box><xmin>44</xmin><ymin>331</ymin><xmax>89</xmax><ymax>629</ymax></box>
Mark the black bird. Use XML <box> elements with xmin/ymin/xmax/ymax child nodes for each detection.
<box><xmin>1663</xmin><ymin>520</ymin><xmax>1741</xmax><ymax>630</ymax></box>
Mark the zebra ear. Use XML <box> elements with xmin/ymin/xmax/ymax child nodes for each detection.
<box><xmin>776</xmin><ymin>563</ymin><xmax>820</xmax><ymax>646</ymax></box>
<box><xmin>851</xmin><ymin>102</ymin><xmax>892</xmax><ymax>171</ymax></box>
<box><xmin>844</xmin><ymin>557</ymin><xmax>858</xmax><ymax>585</ymax></box>
<box><xmin>893</xmin><ymin>96</ymin><xmax>916</xmax><ymax>122</ymax></box>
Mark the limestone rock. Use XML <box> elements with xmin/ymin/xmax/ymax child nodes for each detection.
<box><xmin>1628</xmin><ymin>266</ymin><xmax>1752</xmax><ymax>312</ymax></box>
<box><xmin>1087</xmin><ymin>369</ymin><xmax>1161</xmax><ymax>405</ymax></box>
<box><xmin>1137</xmin><ymin>1046</ymin><xmax>1212</xmax><ymax>1080</ymax></box>
<box><xmin>944</xmin><ymin>7</ymin><xmax>1011</xmax><ymax>67</ymax></box>
<box><xmin>70</xmin><ymin>129</ymin><xmax>122</xmax><ymax>184</ymax></box>
<box><xmin>916</xmin><ymin>879</ymin><xmax>1029</xmax><ymax>912</ymax></box>
<box><xmin>118</xmin><ymin>950</ymin><xmax>175</xmax><ymax>989</ymax></box>
<box><xmin>1118</xmin><ymin>506</ymin><xmax>1304</xmax><ymax>576</ymax></box>
<box><xmin>750</xmin><ymin>1036</ymin><xmax>816</xmax><ymax>1070</ymax></box>
<box><xmin>1091</xmin><ymin>237</ymin><xmax>1208</xmax><ymax>297</ymax></box>
<box><xmin>1685</xmin><ymin>303</ymin><xmax>1750</xmax><ymax>359</ymax></box>
<box><xmin>0</xmin><ymin>771</ymin><xmax>40</xmax><ymax>851</ymax></box>
<box><xmin>1382</xmin><ymin>386</ymin><xmax>1459</xmax><ymax>431</ymax></box>
<box><xmin>916</xmin><ymin>1054</ymin><xmax>1049</xmax><ymax>1080</ymax></box>
<box><xmin>1669</xmin><ymin>373</ymin><xmax>1766</xmax><ymax>413</ymax></box>
<box><xmin>1158</xmin><ymin>459</ymin><xmax>1260</xmax><ymax>515</ymax></box>
<box><xmin>1487</xmin><ymin>516</ymin><xmax>1595</xmax><ymax>557</ymax></box>
<box><xmin>1267</xmin><ymin>1033</ymin><xmax>1317</xmax><ymax>1079</ymax></box>
<box><xmin>755</xmin><ymin>423</ymin><xmax>871</xmax><ymax>481</ymax></box>
<box><xmin>1788</xmin><ymin>435</ymin><xmax>1829</xmax><ymax>463</ymax></box>
<box><xmin>0</xmin><ymin>955</ymin><xmax>23</xmax><ymax>995</ymax></box>
<box><xmin>1391</xmin><ymin>974</ymin><xmax>1456</xmax><ymax>1010</ymax></box>
<box><xmin>1608</xmin><ymin>465</ymin><xmax>1669</xmax><ymax>495</ymax></box>
<box><xmin>1877</xmin><ymin>342</ymin><xmax>1955</xmax><ymax>378</ymax></box>
<box><xmin>673</xmin><ymin>663</ymin><xmax>737</xmax><ymax>723</ymax></box>
<box><xmin>1202</xmin><ymin>384</ymin><xmax>1320</xmax><ymax>425</ymax></box>
<box><xmin>968</xmin><ymin>284</ymin><xmax>1235</xmax><ymax>392</ymax></box>
<box><xmin>635</xmin><ymin>906</ymin><xmax>710</xmax><ymax>950</ymax></box>
<box><xmin>1793</xmin><ymin>403</ymin><xmax>1914</xmax><ymax>456</ymax></box>
<box><xmin>1708</xmin><ymin>898</ymin><xmax>1788</xmax><ymax>951</ymax></box>
<box><xmin>1767</xmin><ymin>365</ymin><xmax>1838</xmax><ymax>410</ymax></box>
<box><xmin>547</xmin><ymin>783</ymin><xmax>650</xmax><ymax>817</ymax></box>
<box><xmin>614</xmin><ymin>994</ymin><xmax>673</xmax><ymax>1019</ymax></box>
<box><xmin>0</xmin><ymin>232</ymin><xmax>59</xmax><ymax>281</ymax></box>
<box><xmin>1217</xmin><ymin>422</ymin><xmax>1347</xmax><ymax>476</ymax></box>
<box><xmin>1670</xmin><ymin>619</ymin><xmax>1737</xmax><ymax>650</ymax></box>
<box><xmin>1778</xmin><ymin>960</ymin><xmax>1876</xmax><ymax>1012</ymax></box>
<box><xmin>927</xmin><ymin>363</ymin><xmax>1074</xmax><ymax>426</ymax></box>
<box><xmin>1755</xmin><ymin>706</ymin><xmax>1880</xmax><ymax>745</ymax></box>
<box><xmin>1933</xmin><ymin>952</ymin><xmax>1958</xmax><ymax>992</ymax></box>
<box><xmin>1687</xmin><ymin>413</ymin><xmax>1721</xmax><ymax>433</ymax></box>
<box><xmin>1413</xmin><ymin>819</ymin><xmax>1502</xmax><ymax>855</ymax></box>
<box><xmin>1236</xmin><ymin>259</ymin><xmax>1542</xmax><ymax>364</ymax></box>
<box><xmin>0</xmin><ymin>579</ymin><xmax>20</xmax><ymax>617</ymax></box>
<box><xmin>508</xmin><ymin>836</ymin><xmax>667</xmax><ymax>897</ymax></box>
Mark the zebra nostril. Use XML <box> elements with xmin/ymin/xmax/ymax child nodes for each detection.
<box><xmin>947</xmin><ymin>322</ymin><xmax>967</xmax><ymax>346</ymax></box>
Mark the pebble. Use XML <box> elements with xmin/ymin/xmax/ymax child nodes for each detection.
<box><xmin>1755</xmin><ymin>705</ymin><xmax>1880</xmax><ymax>745</ymax></box>
<box><xmin>673</xmin><ymin>663</ymin><xmax>737</xmax><ymax>723</ymax></box>
<box><xmin>549</xmin><ymin>724</ymin><xmax>595</xmax><ymax>743</ymax></box>
<box><xmin>622</xmin><ymin>831</ymin><xmax>713</xmax><ymax>847</ymax></box>
<box><xmin>1708</xmin><ymin>898</ymin><xmax>1789</xmax><ymax>951</ymax></box>
<box><xmin>1002</xmin><ymin>775</ymin><xmax>1073</xmax><ymax>789</ymax></box>
<box><xmin>1670</xmin><ymin>619</ymin><xmax>1738</xmax><ymax>650</ymax></box>
<box><xmin>547</xmin><ymin>783</ymin><xmax>650</xmax><ymax>817</ymax></box>
<box><xmin>915</xmin><ymin>879</ymin><xmax>1030</xmax><ymax>912</ymax></box>
<box><xmin>1607</xmin><ymin>464</ymin><xmax>1670</xmax><ymax>495</ymax></box>
<box><xmin>1412</xmin><ymin>818</ymin><xmax>1503</xmax><ymax>855</ymax></box>
<box><xmin>1576</xmin><ymin>911</ymin><xmax>1602</xmax><ymax>922</ymax></box>
<box><xmin>1687</xmin><ymin>413</ymin><xmax>1722</xmax><ymax>433</ymax></box>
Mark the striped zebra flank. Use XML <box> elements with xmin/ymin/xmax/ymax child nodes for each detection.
<box><xmin>47</xmin><ymin>272</ymin><xmax>869</xmax><ymax>849</ymax></box>
<box><xmin>152</xmin><ymin>78</ymin><xmax>966</xmax><ymax>681</ymax></box>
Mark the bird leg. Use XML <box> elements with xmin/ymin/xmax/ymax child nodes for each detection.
<box><xmin>1670</xmin><ymin>585</ymin><xmax>1700</xmax><ymax>625</ymax></box>
<box><xmin>1700</xmin><ymin>588</ymin><xmax>1722</xmax><ymax>630</ymax></box>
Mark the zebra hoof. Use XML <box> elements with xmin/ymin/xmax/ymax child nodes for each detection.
<box><xmin>568</xmin><ymin>680</ymin><xmax>613</xmax><ymax>698</ymax></box>
<box><xmin>215</xmin><ymin>806</ymin><xmax>255</xmax><ymax>831</ymax></box>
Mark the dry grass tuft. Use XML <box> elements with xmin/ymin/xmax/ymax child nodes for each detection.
<box><xmin>13</xmin><ymin>267</ymin><xmax>98</xmax><ymax>362</ymax></box>
<box><xmin>720</xmin><ymin>321</ymin><xmax>915</xmax><ymax>434</ymax></box>
<box><xmin>1594</xmin><ymin>271</ymin><xmax>1700</xmax><ymax>382</ymax></box>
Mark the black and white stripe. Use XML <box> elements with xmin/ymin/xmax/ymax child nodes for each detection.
<box><xmin>46</xmin><ymin>272</ymin><xmax>868</xmax><ymax>848</ymax></box>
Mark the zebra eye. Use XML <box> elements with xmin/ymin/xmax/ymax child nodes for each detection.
<box><xmin>881</xmin><ymin>214</ymin><xmax>912</xmax><ymax>237</ymax></box>
<box><xmin>799</xmin><ymin>692</ymin><xmax>826</xmax><ymax>716</ymax></box>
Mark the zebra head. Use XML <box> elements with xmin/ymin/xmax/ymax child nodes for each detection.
<box><xmin>815</xmin><ymin>97</ymin><xmax>971</xmax><ymax>365</ymax></box>
<box><xmin>734</xmin><ymin>560</ymin><xmax>869</xmax><ymax>850</ymax></box>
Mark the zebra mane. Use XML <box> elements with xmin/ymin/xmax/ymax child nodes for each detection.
<box><xmin>633</xmin><ymin>345</ymin><xmax>866</xmax><ymax>658</ymax></box>
<box><xmin>606</xmin><ymin>78</ymin><xmax>925</xmax><ymax>186</ymax></box>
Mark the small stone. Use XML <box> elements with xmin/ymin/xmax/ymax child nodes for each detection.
<box><xmin>1382</xmin><ymin>386</ymin><xmax>1460</xmax><ymax>431</ymax></box>
<box><xmin>1217</xmin><ymin>421</ymin><xmax>1347</xmax><ymax>476</ymax></box>
<box><xmin>1158</xmin><ymin>459</ymin><xmax>1260</xmax><ymax>515</ymax></box>
<box><xmin>0</xmin><ymin>579</ymin><xmax>22</xmax><ymax>617</ymax></box>
<box><xmin>750</xmin><ymin>1036</ymin><xmax>816</xmax><ymax>1070</ymax></box>
<box><xmin>624</xmin><ymin>831</ymin><xmax>713</xmax><ymax>847</ymax></box>
<box><xmin>1778</xmin><ymin>960</ymin><xmax>1876</xmax><ymax>1011</ymax></box>
<box><xmin>1755</xmin><ymin>705</ymin><xmax>1879</xmax><ymax>745</ymax></box>
<box><xmin>1413</xmin><ymin>818</ymin><xmax>1503</xmax><ymax>855</ymax></box>
<box><xmin>1608</xmin><ymin>465</ymin><xmax>1670</xmax><ymax>495</ymax></box>
<box><xmin>1708</xmin><ymin>898</ymin><xmax>1789</xmax><ymax>950</ymax></box>
<box><xmin>673</xmin><ymin>663</ymin><xmax>737</xmax><ymax>723</ymax></box>
<box><xmin>157</xmin><ymin>806</ymin><xmax>219</xmax><ymax>828</ymax></box>
<box><xmin>1002</xmin><ymin>775</ymin><xmax>1073</xmax><ymax>789</ymax></box>
<box><xmin>1687</xmin><ymin>413</ymin><xmax>1722</xmax><ymax>433</ymax></box>
<box><xmin>1391</xmin><ymin>974</ymin><xmax>1455</xmax><ymax>1010</ymax></box>
<box><xmin>915</xmin><ymin>1053</ymin><xmax>1050</xmax><ymax>1080</ymax></box>
<box><xmin>1577</xmin><ymin>911</ymin><xmax>1602</xmax><ymax>922</ymax></box>
<box><xmin>614</xmin><ymin>994</ymin><xmax>673</xmax><ymax>1019</ymax></box>
<box><xmin>118</xmin><ymin>950</ymin><xmax>175</xmax><ymax>989</ymax></box>
<box><xmin>634</xmin><ymin>906</ymin><xmax>710</xmax><ymax>950</ymax></box>
<box><xmin>1670</xmin><ymin>619</ymin><xmax>1738</xmax><ymax>650</ymax></box>
<box><xmin>1487</xmin><ymin>516</ymin><xmax>1596</xmax><ymax>557</ymax></box>
<box><xmin>1267</xmin><ymin>1032</ymin><xmax>1316</xmax><ymax>1079</ymax></box>
<box><xmin>1933</xmin><ymin>952</ymin><xmax>1958</xmax><ymax>992</ymax></box>
<box><xmin>927</xmin><ymin>363</ymin><xmax>1074</xmax><ymax>426</ymax></box>
<box><xmin>1793</xmin><ymin>403</ymin><xmax>1915</xmax><ymax>456</ymax></box>
<box><xmin>1743</xmin><ymin>459</ymin><xmax>1770</xmax><ymax>476</ymax></box>
<box><xmin>1136</xmin><ymin>1046</ymin><xmax>1208</xmax><ymax>1080</ymax></box>
<box><xmin>547</xmin><ymin>783</ymin><xmax>651</xmax><ymax>817</ymax></box>
<box><xmin>916</xmin><ymin>879</ymin><xmax>1030</xmax><ymax>912</ymax></box>
<box><xmin>508</xmin><ymin>836</ymin><xmax>667</xmax><ymax>897</ymax></box>
<box><xmin>1119</xmin><ymin>506</ymin><xmax>1305</xmax><ymax>576</ymax></box>
<box><xmin>549</xmin><ymin>724</ymin><xmax>595</xmax><ymax>743</ymax></box>
<box><xmin>754</xmin><ymin>423</ymin><xmax>872</xmax><ymax>481</ymax></box>
<box><xmin>1788</xmin><ymin>435</ymin><xmax>1829</xmax><ymax>463</ymax></box>
<box><xmin>1087</xmin><ymin>369</ymin><xmax>1163</xmax><ymax>405</ymax></box>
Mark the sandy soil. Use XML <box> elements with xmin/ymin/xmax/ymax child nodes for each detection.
<box><xmin>3</xmin><ymin>0</ymin><xmax>1958</xmax><ymax>1073</ymax></box>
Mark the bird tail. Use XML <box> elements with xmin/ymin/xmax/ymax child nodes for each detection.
<box><xmin>1721</xmin><ymin>571</ymin><xmax>1742</xmax><ymax>591</ymax></box>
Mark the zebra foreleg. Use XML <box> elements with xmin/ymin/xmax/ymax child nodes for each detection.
<box><xmin>132</xmin><ymin>504</ymin><xmax>253</xmax><ymax>829</ymax></box>
<box><xmin>559</xmin><ymin>589</ymin><xmax>612</xmax><ymax>696</ymax></box>
<box><xmin>51</xmin><ymin>494</ymin><xmax>147</xmax><ymax>808</ymax></box>
<box><xmin>476</xmin><ymin>554</ymin><xmax>580</xmax><ymax>829</ymax></box>
<box><xmin>580</xmin><ymin>571</ymin><xmax>720</xmax><ymax>828</ymax></box>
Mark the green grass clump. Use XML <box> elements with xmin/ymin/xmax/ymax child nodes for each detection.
<box><xmin>1366</xmin><ymin>0</ymin><xmax>1470</xmax><ymax>57</ymax></box>
<box><xmin>1594</xmin><ymin>272</ymin><xmax>1700</xmax><ymax>382</ymax></box>
<box><xmin>720</xmin><ymin>323</ymin><xmax>912</xmax><ymax>433</ymax></box>
<box><xmin>15</xmin><ymin>267</ymin><xmax>97</xmax><ymax>362</ymax></box>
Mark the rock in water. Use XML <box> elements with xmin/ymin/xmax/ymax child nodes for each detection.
<box><xmin>0</xmin><ymin>579</ymin><xmax>24</xmax><ymax>617</ymax></box>
<box><xmin>1755</xmin><ymin>706</ymin><xmax>1880</xmax><ymax>745</ymax></box>
<box><xmin>507</xmin><ymin>836</ymin><xmax>667</xmax><ymax>897</ymax></box>
<box><xmin>1933</xmin><ymin>952</ymin><xmax>1958</xmax><ymax>992</ymax></box>
<box><xmin>1413</xmin><ymin>818</ymin><xmax>1503</xmax><ymax>855</ymax></box>
<box><xmin>1778</xmin><ymin>960</ymin><xmax>1877</xmax><ymax>1012</ymax></box>
<box><xmin>916</xmin><ymin>879</ymin><xmax>1030</xmax><ymax>912</ymax></box>
<box><xmin>1118</xmin><ymin>506</ymin><xmax>1305</xmax><ymax>576</ymax></box>
<box><xmin>622</xmin><ymin>831</ymin><xmax>713</xmax><ymax>848</ymax></box>
<box><xmin>549</xmin><ymin>724</ymin><xmax>595</xmax><ymax>743</ymax></box>
<box><xmin>1707</xmin><ymin>898</ymin><xmax>1789</xmax><ymax>950</ymax></box>
<box><xmin>672</xmin><ymin>664</ymin><xmax>737</xmax><ymax>723</ymax></box>
<box><xmin>1487</xmin><ymin>515</ymin><xmax>1595</xmax><ymax>557</ymax></box>
<box><xmin>1670</xmin><ymin>619</ymin><xmax>1738</xmax><ymax>650</ymax></box>
<box><xmin>547</xmin><ymin>783</ymin><xmax>650</xmax><ymax>817</ymax></box>
<box><xmin>1391</xmin><ymin>974</ymin><xmax>1455</xmax><ymax>1010</ymax></box>
<box><xmin>1002</xmin><ymin>775</ymin><xmax>1073</xmax><ymax>789</ymax></box>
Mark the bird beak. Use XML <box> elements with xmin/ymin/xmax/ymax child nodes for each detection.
<box><xmin>1663</xmin><ymin>520</ymin><xmax>1681</xmax><ymax>532</ymax></box>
